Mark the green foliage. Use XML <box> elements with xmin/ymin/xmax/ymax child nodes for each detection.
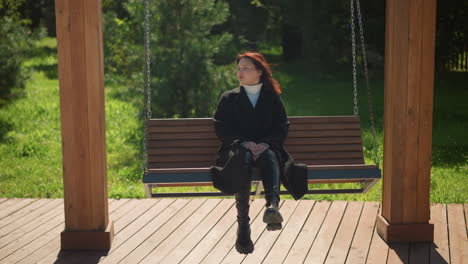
<box><xmin>102</xmin><ymin>10</ymin><xmax>142</xmax><ymax>82</ymax></box>
<box><xmin>278</xmin><ymin>0</ymin><xmax>385</xmax><ymax>71</ymax></box>
<box><xmin>0</xmin><ymin>16</ymin><xmax>33</xmax><ymax>106</ymax></box>
<box><xmin>0</xmin><ymin>0</ymin><xmax>27</xmax><ymax>19</ymax></box>
<box><xmin>435</xmin><ymin>1</ymin><xmax>468</xmax><ymax>71</ymax></box>
<box><xmin>129</xmin><ymin>0</ymin><xmax>237</xmax><ymax>117</ymax></box>
<box><xmin>223</xmin><ymin>0</ymin><xmax>269</xmax><ymax>50</ymax></box>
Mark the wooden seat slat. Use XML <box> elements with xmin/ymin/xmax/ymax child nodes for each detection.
<box><xmin>148</xmin><ymin>140</ymin><xmax>219</xmax><ymax>148</ymax></box>
<box><xmin>144</xmin><ymin>166</ymin><xmax>380</xmax><ymax>184</ymax></box>
<box><xmin>148</xmin><ymin>158</ymin><xmax>366</xmax><ymax>169</ymax></box>
<box><xmin>292</xmin><ymin>159</ymin><xmax>365</xmax><ymax>165</ymax></box>
<box><xmin>147</xmin><ymin>123</ymin><xmax>362</xmax><ymax>134</ymax></box>
<box><xmin>148</xmin><ymin>125</ymin><xmax>214</xmax><ymax>133</ymax></box>
<box><xmin>146</xmin><ymin>116</ymin><xmax>360</xmax><ymax>127</ymax></box>
<box><xmin>147</xmin><ymin>164</ymin><xmax>377</xmax><ymax>174</ymax></box>
<box><xmin>148</xmin><ymin>147</ymin><xmax>218</xmax><ymax>155</ymax></box>
<box><xmin>288</xmin><ymin>116</ymin><xmax>360</xmax><ymax>124</ymax></box>
<box><xmin>285</xmin><ymin>144</ymin><xmax>364</xmax><ymax>152</ymax></box>
<box><xmin>147</xmin><ymin>144</ymin><xmax>365</xmax><ymax>156</ymax></box>
<box><xmin>155</xmin><ymin>179</ymin><xmax>369</xmax><ymax>187</ymax></box>
<box><xmin>288</xmin><ymin>130</ymin><xmax>361</xmax><ymax>138</ymax></box>
<box><xmin>146</xmin><ymin>145</ymin><xmax>365</xmax><ymax>159</ymax></box>
<box><xmin>147</xmin><ymin>137</ymin><xmax>363</xmax><ymax>148</ymax></box>
<box><xmin>147</xmin><ymin>129</ymin><xmax>362</xmax><ymax>141</ymax></box>
<box><xmin>144</xmin><ymin>116</ymin><xmax>381</xmax><ymax>197</ymax></box>
<box><xmin>285</xmin><ymin>137</ymin><xmax>362</xmax><ymax>145</ymax></box>
<box><xmin>149</xmin><ymin>162</ymin><xmax>214</xmax><ymax>168</ymax></box>
<box><xmin>148</xmin><ymin>151</ymin><xmax>364</xmax><ymax>164</ymax></box>
<box><xmin>148</xmin><ymin>133</ymin><xmax>217</xmax><ymax>140</ymax></box>
<box><xmin>289</xmin><ymin>123</ymin><xmax>361</xmax><ymax>131</ymax></box>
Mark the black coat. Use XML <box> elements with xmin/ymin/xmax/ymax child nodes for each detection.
<box><xmin>210</xmin><ymin>84</ymin><xmax>308</xmax><ymax>199</ymax></box>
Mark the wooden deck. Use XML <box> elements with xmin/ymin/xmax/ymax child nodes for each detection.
<box><xmin>0</xmin><ymin>198</ymin><xmax>466</xmax><ymax>264</ymax></box>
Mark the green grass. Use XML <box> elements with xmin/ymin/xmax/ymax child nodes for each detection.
<box><xmin>0</xmin><ymin>39</ymin><xmax>466</xmax><ymax>203</ymax></box>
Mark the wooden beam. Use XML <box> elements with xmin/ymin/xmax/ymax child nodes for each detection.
<box><xmin>378</xmin><ymin>0</ymin><xmax>436</xmax><ymax>242</ymax></box>
<box><xmin>55</xmin><ymin>0</ymin><xmax>113</xmax><ymax>250</ymax></box>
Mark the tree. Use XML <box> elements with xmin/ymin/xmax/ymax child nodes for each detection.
<box><xmin>128</xmin><ymin>0</ymin><xmax>237</xmax><ymax>118</ymax></box>
<box><xmin>0</xmin><ymin>1</ymin><xmax>33</xmax><ymax>105</ymax></box>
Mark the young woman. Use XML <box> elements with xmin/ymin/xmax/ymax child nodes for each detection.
<box><xmin>211</xmin><ymin>52</ymin><xmax>291</xmax><ymax>254</ymax></box>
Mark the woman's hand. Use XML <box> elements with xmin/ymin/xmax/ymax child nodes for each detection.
<box><xmin>241</xmin><ymin>142</ymin><xmax>269</xmax><ymax>160</ymax></box>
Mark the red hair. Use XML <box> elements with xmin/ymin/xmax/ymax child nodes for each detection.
<box><xmin>236</xmin><ymin>52</ymin><xmax>281</xmax><ymax>94</ymax></box>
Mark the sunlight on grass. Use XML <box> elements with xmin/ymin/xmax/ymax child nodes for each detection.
<box><xmin>0</xmin><ymin>71</ymin><xmax>145</xmax><ymax>198</ymax></box>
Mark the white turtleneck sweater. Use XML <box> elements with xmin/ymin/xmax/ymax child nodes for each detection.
<box><xmin>242</xmin><ymin>83</ymin><xmax>262</xmax><ymax>107</ymax></box>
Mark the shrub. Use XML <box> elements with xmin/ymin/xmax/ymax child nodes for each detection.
<box><xmin>0</xmin><ymin>16</ymin><xmax>32</xmax><ymax>105</ymax></box>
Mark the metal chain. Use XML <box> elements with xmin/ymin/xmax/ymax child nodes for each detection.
<box><xmin>351</xmin><ymin>0</ymin><xmax>359</xmax><ymax>116</ymax></box>
<box><xmin>356</xmin><ymin>0</ymin><xmax>380</xmax><ymax>168</ymax></box>
<box><xmin>142</xmin><ymin>0</ymin><xmax>152</xmax><ymax>172</ymax></box>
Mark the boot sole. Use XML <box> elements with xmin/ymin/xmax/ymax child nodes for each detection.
<box><xmin>235</xmin><ymin>240</ymin><xmax>254</xmax><ymax>254</ymax></box>
<box><xmin>266</xmin><ymin>223</ymin><xmax>282</xmax><ymax>231</ymax></box>
<box><xmin>263</xmin><ymin>208</ymin><xmax>283</xmax><ymax>224</ymax></box>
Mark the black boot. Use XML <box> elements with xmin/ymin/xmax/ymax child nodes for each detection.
<box><xmin>257</xmin><ymin>149</ymin><xmax>283</xmax><ymax>231</ymax></box>
<box><xmin>235</xmin><ymin>149</ymin><xmax>254</xmax><ymax>254</ymax></box>
<box><xmin>235</xmin><ymin>183</ymin><xmax>254</xmax><ymax>254</ymax></box>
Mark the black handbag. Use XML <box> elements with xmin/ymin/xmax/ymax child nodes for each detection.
<box><xmin>210</xmin><ymin>143</ymin><xmax>251</xmax><ymax>195</ymax></box>
<box><xmin>283</xmin><ymin>162</ymin><xmax>308</xmax><ymax>200</ymax></box>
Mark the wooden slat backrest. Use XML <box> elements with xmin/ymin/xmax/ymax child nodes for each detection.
<box><xmin>147</xmin><ymin>116</ymin><xmax>364</xmax><ymax>169</ymax></box>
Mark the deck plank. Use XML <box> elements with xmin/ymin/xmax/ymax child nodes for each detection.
<box><xmin>0</xmin><ymin>199</ymin><xmax>463</xmax><ymax>264</ymax></box>
<box><xmin>0</xmin><ymin>199</ymin><xmax>19</xmax><ymax>211</ymax></box>
<box><xmin>284</xmin><ymin>200</ymin><xmax>332</xmax><ymax>264</ymax></box>
<box><xmin>159</xmin><ymin>199</ymin><xmax>235</xmax><ymax>264</ymax></box>
<box><xmin>0</xmin><ymin>203</ymin><xmax>63</xmax><ymax>251</ymax></box>
<box><xmin>179</xmin><ymin>199</ymin><xmax>237</xmax><ymax>264</ymax></box>
<box><xmin>345</xmin><ymin>201</ymin><xmax>380</xmax><ymax>264</ymax></box>
<box><xmin>430</xmin><ymin>203</ymin><xmax>450</xmax><ymax>263</ymax></box>
<box><xmin>138</xmin><ymin>199</ymin><xmax>222</xmax><ymax>264</ymax></box>
<box><xmin>99</xmin><ymin>199</ymin><xmax>197</xmax><ymax>264</ymax></box>
<box><xmin>104</xmin><ymin>199</ymin><xmax>175</xmax><ymax>256</ymax></box>
<box><xmin>325</xmin><ymin>201</ymin><xmax>365</xmax><ymax>264</ymax></box>
<box><xmin>387</xmin><ymin>242</ymin><xmax>409</xmax><ymax>264</ymax></box>
<box><xmin>365</xmin><ymin>205</ymin><xmax>389</xmax><ymax>264</ymax></box>
<box><xmin>465</xmin><ymin>204</ymin><xmax>468</xmax><ymax>235</ymax></box>
<box><xmin>7</xmin><ymin>200</ymin><xmax>119</xmax><ymax>264</ymax></box>
<box><xmin>409</xmin><ymin>242</ymin><xmax>430</xmax><ymax>264</ymax></box>
<box><xmin>0</xmin><ymin>199</ymin><xmax>56</xmax><ymax>232</ymax></box>
<box><xmin>198</xmin><ymin>199</ymin><xmax>264</xmax><ymax>264</ymax></box>
<box><xmin>112</xmin><ymin>199</ymin><xmax>160</xmax><ymax>233</ymax></box>
<box><xmin>127</xmin><ymin>199</ymin><xmax>220</xmax><ymax>264</ymax></box>
<box><xmin>304</xmin><ymin>201</ymin><xmax>348</xmax><ymax>264</ymax></box>
<box><xmin>0</xmin><ymin>199</ymin><xmax>37</xmax><ymax>221</ymax></box>
<box><xmin>35</xmin><ymin>199</ymin><xmax>129</xmax><ymax>264</ymax></box>
<box><xmin>105</xmin><ymin>199</ymin><xmax>141</xmax><ymax>223</ymax></box>
<box><xmin>447</xmin><ymin>204</ymin><xmax>468</xmax><ymax>264</ymax></box>
<box><xmin>262</xmin><ymin>200</ymin><xmax>316</xmax><ymax>264</ymax></box>
<box><xmin>17</xmin><ymin>200</ymin><xmax>118</xmax><ymax>264</ymax></box>
<box><xmin>0</xmin><ymin>198</ymin><xmax>8</xmax><ymax>206</ymax></box>
<box><xmin>463</xmin><ymin>204</ymin><xmax>468</xmax><ymax>233</ymax></box>
<box><xmin>0</xmin><ymin>199</ymin><xmax>62</xmax><ymax>238</ymax></box>
<box><xmin>219</xmin><ymin>201</ymin><xmax>284</xmax><ymax>264</ymax></box>
<box><xmin>242</xmin><ymin>200</ymin><xmax>299</xmax><ymax>264</ymax></box>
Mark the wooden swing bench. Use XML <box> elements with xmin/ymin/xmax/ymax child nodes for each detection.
<box><xmin>143</xmin><ymin>116</ymin><xmax>381</xmax><ymax>198</ymax></box>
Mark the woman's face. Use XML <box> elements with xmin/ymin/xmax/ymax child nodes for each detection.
<box><xmin>237</xmin><ymin>58</ymin><xmax>262</xmax><ymax>85</ymax></box>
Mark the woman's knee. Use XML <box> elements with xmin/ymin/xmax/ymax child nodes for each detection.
<box><xmin>258</xmin><ymin>149</ymin><xmax>278</xmax><ymax>164</ymax></box>
<box><xmin>239</xmin><ymin>146</ymin><xmax>255</xmax><ymax>165</ymax></box>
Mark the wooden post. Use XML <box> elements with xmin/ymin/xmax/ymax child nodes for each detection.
<box><xmin>377</xmin><ymin>0</ymin><xmax>437</xmax><ymax>242</ymax></box>
<box><xmin>55</xmin><ymin>0</ymin><xmax>113</xmax><ymax>250</ymax></box>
